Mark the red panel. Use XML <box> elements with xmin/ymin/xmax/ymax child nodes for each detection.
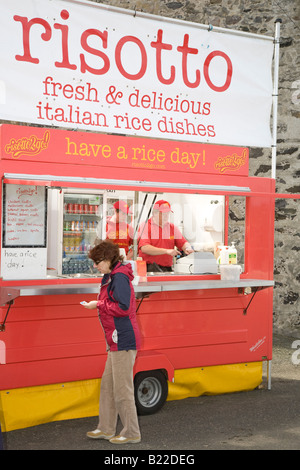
<box><xmin>137</xmin><ymin>288</ymin><xmax>272</xmax><ymax>365</ymax></box>
<box><xmin>0</xmin><ymin>286</ymin><xmax>272</xmax><ymax>390</ymax></box>
<box><xmin>245</xmin><ymin>194</ymin><xmax>275</xmax><ymax>277</ymax></box>
<box><xmin>0</xmin><ymin>124</ymin><xmax>249</xmax><ymax>178</ymax></box>
<box><xmin>0</xmin><ymin>356</ymin><xmax>106</xmax><ymax>390</ymax></box>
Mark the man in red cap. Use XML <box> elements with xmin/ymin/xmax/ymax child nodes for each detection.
<box><xmin>138</xmin><ymin>200</ymin><xmax>193</xmax><ymax>272</ymax></box>
<box><xmin>106</xmin><ymin>200</ymin><xmax>133</xmax><ymax>258</ymax></box>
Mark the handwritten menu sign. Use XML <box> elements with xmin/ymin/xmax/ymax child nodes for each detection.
<box><xmin>1</xmin><ymin>184</ymin><xmax>47</xmax><ymax>279</ymax></box>
<box><xmin>3</xmin><ymin>184</ymin><xmax>47</xmax><ymax>247</ymax></box>
<box><xmin>1</xmin><ymin>247</ymin><xmax>47</xmax><ymax>280</ymax></box>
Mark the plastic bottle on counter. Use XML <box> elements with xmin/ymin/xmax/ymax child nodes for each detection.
<box><xmin>217</xmin><ymin>246</ymin><xmax>229</xmax><ymax>264</ymax></box>
<box><xmin>229</xmin><ymin>243</ymin><xmax>237</xmax><ymax>264</ymax></box>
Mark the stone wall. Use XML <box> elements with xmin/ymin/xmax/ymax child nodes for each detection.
<box><xmin>91</xmin><ymin>0</ymin><xmax>300</xmax><ymax>335</ymax></box>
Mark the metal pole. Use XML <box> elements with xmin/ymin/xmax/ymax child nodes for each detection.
<box><xmin>267</xmin><ymin>360</ymin><xmax>272</xmax><ymax>390</ymax></box>
<box><xmin>132</xmin><ymin>191</ymin><xmax>141</xmax><ymax>260</ymax></box>
<box><xmin>137</xmin><ymin>194</ymin><xmax>158</xmax><ymax>245</ymax></box>
<box><xmin>271</xmin><ymin>19</ymin><xmax>282</xmax><ymax>180</ymax></box>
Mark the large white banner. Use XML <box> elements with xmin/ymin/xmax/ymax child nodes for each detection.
<box><xmin>0</xmin><ymin>0</ymin><xmax>274</xmax><ymax>147</ymax></box>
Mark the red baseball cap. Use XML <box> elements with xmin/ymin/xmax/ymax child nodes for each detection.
<box><xmin>153</xmin><ymin>200</ymin><xmax>173</xmax><ymax>213</ymax></box>
<box><xmin>113</xmin><ymin>200</ymin><xmax>130</xmax><ymax>214</ymax></box>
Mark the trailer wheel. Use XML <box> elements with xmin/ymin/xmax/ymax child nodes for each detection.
<box><xmin>134</xmin><ymin>370</ymin><xmax>168</xmax><ymax>415</ymax></box>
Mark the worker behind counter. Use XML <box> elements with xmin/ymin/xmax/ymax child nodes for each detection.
<box><xmin>138</xmin><ymin>199</ymin><xmax>194</xmax><ymax>272</ymax></box>
<box><xmin>106</xmin><ymin>201</ymin><xmax>133</xmax><ymax>259</ymax></box>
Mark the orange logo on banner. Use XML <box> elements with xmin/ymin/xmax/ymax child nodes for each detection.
<box><xmin>5</xmin><ymin>130</ymin><xmax>50</xmax><ymax>159</ymax></box>
<box><xmin>214</xmin><ymin>149</ymin><xmax>247</xmax><ymax>174</ymax></box>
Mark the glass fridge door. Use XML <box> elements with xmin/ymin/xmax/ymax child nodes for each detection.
<box><xmin>61</xmin><ymin>191</ymin><xmax>104</xmax><ymax>276</ymax></box>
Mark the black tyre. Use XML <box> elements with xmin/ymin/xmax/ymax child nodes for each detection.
<box><xmin>134</xmin><ymin>370</ymin><xmax>168</xmax><ymax>415</ymax></box>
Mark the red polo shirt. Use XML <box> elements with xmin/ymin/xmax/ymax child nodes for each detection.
<box><xmin>106</xmin><ymin>220</ymin><xmax>133</xmax><ymax>254</ymax></box>
<box><xmin>138</xmin><ymin>217</ymin><xmax>187</xmax><ymax>267</ymax></box>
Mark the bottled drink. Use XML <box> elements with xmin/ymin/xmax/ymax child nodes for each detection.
<box><xmin>229</xmin><ymin>243</ymin><xmax>237</xmax><ymax>264</ymax></box>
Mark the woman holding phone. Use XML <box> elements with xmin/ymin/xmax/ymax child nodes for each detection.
<box><xmin>82</xmin><ymin>240</ymin><xmax>141</xmax><ymax>445</ymax></box>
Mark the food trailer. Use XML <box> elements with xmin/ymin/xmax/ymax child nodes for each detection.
<box><xmin>0</xmin><ymin>123</ymin><xmax>275</xmax><ymax>431</ymax></box>
<box><xmin>0</xmin><ymin>0</ymin><xmax>286</xmax><ymax>432</ymax></box>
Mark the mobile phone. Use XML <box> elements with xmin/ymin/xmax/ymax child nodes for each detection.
<box><xmin>80</xmin><ymin>301</ymin><xmax>87</xmax><ymax>305</ymax></box>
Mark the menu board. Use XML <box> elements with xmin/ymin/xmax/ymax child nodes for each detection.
<box><xmin>1</xmin><ymin>184</ymin><xmax>47</xmax><ymax>280</ymax></box>
<box><xmin>3</xmin><ymin>184</ymin><xmax>47</xmax><ymax>247</ymax></box>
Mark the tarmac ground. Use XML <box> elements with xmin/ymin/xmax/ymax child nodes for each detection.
<box><xmin>1</xmin><ymin>333</ymin><xmax>300</xmax><ymax>452</ymax></box>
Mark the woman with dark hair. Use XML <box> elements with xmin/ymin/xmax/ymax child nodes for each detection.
<box><xmin>82</xmin><ymin>240</ymin><xmax>141</xmax><ymax>445</ymax></box>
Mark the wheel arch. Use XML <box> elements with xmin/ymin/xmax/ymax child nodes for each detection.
<box><xmin>133</xmin><ymin>350</ymin><xmax>175</xmax><ymax>383</ymax></box>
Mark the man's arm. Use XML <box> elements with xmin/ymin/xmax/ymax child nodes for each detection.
<box><xmin>182</xmin><ymin>242</ymin><xmax>194</xmax><ymax>255</ymax></box>
<box><xmin>140</xmin><ymin>244</ymin><xmax>180</xmax><ymax>257</ymax></box>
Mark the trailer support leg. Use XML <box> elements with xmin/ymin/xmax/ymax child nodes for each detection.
<box><xmin>267</xmin><ymin>360</ymin><xmax>272</xmax><ymax>390</ymax></box>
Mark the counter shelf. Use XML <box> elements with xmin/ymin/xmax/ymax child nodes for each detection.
<box><xmin>1</xmin><ymin>278</ymin><xmax>274</xmax><ymax>298</ymax></box>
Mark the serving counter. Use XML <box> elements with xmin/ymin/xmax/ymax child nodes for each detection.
<box><xmin>0</xmin><ymin>278</ymin><xmax>274</xmax><ymax>299</ymax></box>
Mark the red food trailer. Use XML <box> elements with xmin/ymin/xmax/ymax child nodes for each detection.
<box><xmin>0</xmin><ymin>123</ymin><xmax>275</xmax><ymax>431</ymax></box>
<box><xmin>2</xmin><ymin>0</ymin><xmax>295</xmax><ymax>434</ymax></box>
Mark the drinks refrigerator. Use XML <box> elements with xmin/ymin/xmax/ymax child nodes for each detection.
<box><xmin>47</xmin><ymin>188</ymin><xmax>134</xmax><ymax>278</ymax></box>
<box><xmin>61</xmin><ymin>190</ymin><xmax>104</xmax><ymax>276</ymax></box>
